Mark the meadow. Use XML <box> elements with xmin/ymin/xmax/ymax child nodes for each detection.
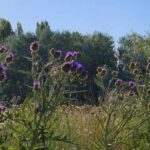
<box><xmin>0</xmin><ymin>40</ymin><xmax>150</xmax><ymax>150</ymax></box>
<box><xmin>0</xmin><ymin>19</ymin><xmax>150</xmax><ymax>150</ymax></box>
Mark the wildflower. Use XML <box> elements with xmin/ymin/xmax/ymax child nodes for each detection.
<box><xmin>0</xmin><ymin>64</ymin><xmax>5</xmax><ymax>73</ymax></box>
<box><xmin>61</xmin><ymin>62</ymin><xmax>71</xmax><ymax>72</ymax></box>
<box><xmin>146</xmin><ymin>63</ymin><xmax>150</xmax><ymax>70</ymax></box>
<box><xmin>133</xmin><ymin>69</ymin><xmax>139</xmax><ymax>74</ymax></box>
<box><xmin>53</xmin><ymin>49</ymin><xmax>62</xmax><ymax>59</ymax></box>
<box><xmin>140</xmin><ymin>68</ymin><xmax>146</xmax><ymax>75</ymax></box>
<box><xmin>6</xmin><ymin>52</ymin><xmax>14</xmax><ymax>63</ymax></box>
<box><xmin>0</xmin><ymin>45</ymin><xmax>6</xmax><ymax>53</ymax></box>
<box><xmin>71</xmin><ymin>61</ymin><xmax>81</xmax><ymax>72</ymax></box>
<box><xmin>128</xmin><ymin>81</ymin><xmax>136</xmax><ymax>89</ymax></box>
<box><xmin>76</xmin><ymin>63</ymin><xmax>84</xmax><ymax>74</ymax></box>
<box><xmin>97</xmin><ymin>66</ymin><xmax>103</xmax><ymax>73</ymax></box>
<box><xmin>30</xmin><ymin>41</ymin><xmax>39</xmax><ymax>52</ymax></box>
<box><xmin>78</xmin><ymin>70</ymin><xmax>88</xmax><ymax>80</ymax></box>
<box><xmin>64</xmin><ymin>51</ymin><xmax>79</xmax><ymax>62</ymax></box>
<box><xmin>112</xmin><ymin>71</ymin><xmax>118</xmax><ymax>77</ymax></box>
<box><xmin>129</xmin><ymin>61</ymin><xmax>135</xmax><ymax>69</ymax></box>
<box><xmin>0</xmin><ymin>105</ymin><xmax>6</xmax><ymax>113</ymax></box>
<box><xmin>99</xmin><ymin>68</ymin><xmax>107</xmax><ymax>76</ymax></box>
<box><xmin>0</xmin><ymin>72</ymin><xmax>6</xmax><ymax>81</ymax></box>
<box><xmin>115</xmin><ymin>79</ymin><xmax>123</xmax><ymax>86</ymax></box>
<box><xmin>33</xmin><ymin>81</ymin><xmax>41</xmax><ymax>90</ymax></box>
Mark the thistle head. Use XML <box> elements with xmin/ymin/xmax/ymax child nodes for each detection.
<box><xmin>112</xmin><ymin>71</ymin><xmax>118</xmax><ymax>77</ymax></box>
<box><xmin>115</xmin><ymin>79</ymin><xmax>123</xmax><ymax>86</ymax></box>
<box><xmin>53</xmin><ymin>49</ymin><xmax>62</xmax><ymax>60</ymax></box>
<box><xmin>128</xmin><ymin>81</ymin><xmax>136</xmax><ymax>89</ymax></box>
<box><xmin>0</xmin><ymin>45</ymin><xmax>7</xmax><ymax>53</ymax></box>
<box><xmin>6</xmin><ymin>52</ymin><xmax>14</xmax><ymax>63</ymax></box>
<box><xmin>30</xmin><ymin>41</ymin><xmax>39</xmax><ymax>52</ymax></box>
<box><xmin>61</xmin><ymin>62</ymin><xmax>71</xmax><ymax>73</ymax></box>
<box><xmin>33</xmin><ymin>81</ymin><xmax>41</xmax><ymax>90</ymax></box>
<box><xmin>129</xmin><ymin>61</ymin><xmax>135</xmax><ymax>69</ymax></box>
<box><xmin>0</xmin><ymin>64</ymin><xmax>5</xmax><ymax>73</ymax></box>
<box><xmin>99</xmin><ymin>68</ymin><xmax>107</xmax><ymax>76</ymax></box>
<box><xmin>78</xmin><ymin>70</ymin><xmax>88</xmax><ymax>80</ymax></box>
<box><xmin>64</xmin><ymin>51</ymin><xmax>79</xmax><ymax>62</ymax></box>
<box><xmin>0</xmin><ymin>72</ymin><xmax>7</xmax><ymax>81</ymax></box>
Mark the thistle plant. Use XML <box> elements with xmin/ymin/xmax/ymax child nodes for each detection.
<box><xmin>93</xmin><ymin>55</ymin><xmax>150</xmax><ymax>150</ymax></box>
<box><xmin>0</xmin><ymin>42</ymin><xmax>88</xmax><ymax>149</ymax></box>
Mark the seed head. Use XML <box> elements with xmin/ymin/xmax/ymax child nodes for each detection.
<box><xmin>99</xmin><ymin>68</ymin><xmax>107</xmax><ymax>76</ymax></box>
<box><xmin>53</xmin><ymin>49</ymin><xmax>62</xmax><ymax>59</ymax></box>
<box><xmin>30</xmin><ymin>41</ymin><xmax>39</xmax><ymax>52</ymax></box>
<box><xmin>61</xmin><ymin>62</ymin><xmax>71</xmax><ymax>72</ymax></box>
<box><xmin>6</xmin><ymin>52</ymin><xmax>14</xmax><ymax>63</ymax></box>
<box><xmin>97</xmin><ymin>66</ymin><xmax>103</xmax><ymax>73</ymax></box>
<box><xmin>112</xmin><ymin>71</ymin><xmax>118</xmax><ymax>77</ymax></box>
<box><xmin>0</xmin><ymin>45</ymin><xmax>6</xmax><ymax>53</ymax></box>
<box><xmin>129</xmin><ymin>62</ymin><xmax>135</xmax><ymax>69</ymax></box>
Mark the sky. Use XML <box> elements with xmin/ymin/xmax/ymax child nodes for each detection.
<box><xmin>0</xmin><ymin>0</ymin><xmax>150</xmax><ymax>46</ymax></box>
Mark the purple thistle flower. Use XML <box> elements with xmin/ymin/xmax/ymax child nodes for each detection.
<box><xmin>115</xmin><ymin>79</ymin><xmax>123</xmax><ymax>86</ymax></box>
<box><xmin>64</xmin><ymin>51</ymin><xmax>79</xmax><ymax>62</ymax></box>
<box><xmin>0</xmin><ymin>45</ymin><xmax>7</xmax><ymax>53</ymax></box>
<box><xmin>71</xmin><ymin>61</ymin><xmax>82</xmax><ymax>72</ymax></box>
<box><xmin>33</xmin><ymin>81</ymin><xmax>41</xmax><ymax>90</ymax></box>
<box><xmin>128</xmin><ymin>81</ymin><xmax>136</xmax><ymax>89</ymax></box>
<box><xmin>0</xmin><ymin>64</ymin><xmax>5</xmax><ymax>73</ymax></box>
<box><xmin>0</xmin><ymin>105</ymin><xmax>6</xmax><ymax>113</ymax></box>
<box><xmin>6</xmin><ymin>52</ymin><xmax>14</xmax><ymax>63</ymax></box>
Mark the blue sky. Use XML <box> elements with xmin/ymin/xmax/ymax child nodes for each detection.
<box><xmin>1</xmin><ymin>0</ymin><xmax>150</xmax><ymax>45</ymax></box>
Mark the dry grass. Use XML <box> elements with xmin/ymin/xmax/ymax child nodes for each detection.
<box><xmin>54</xmin><ymin>105</ymin><xmax>108</xmax><ymax>150</ymax></box>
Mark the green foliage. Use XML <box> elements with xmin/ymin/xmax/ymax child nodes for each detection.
<box><xmin>0</xmin><ymin>18</ymin><xmax>13</xmax><ymax>42</ymax></box>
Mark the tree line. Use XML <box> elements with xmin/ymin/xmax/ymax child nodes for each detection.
<box><xmin>0</xmin><ymin>18</ymin><xmax>149</xmax><ymax>104</ymax></box>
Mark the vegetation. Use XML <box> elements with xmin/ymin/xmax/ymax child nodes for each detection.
<box><xmin>0</xmin><ymin>18</ymin><xmax>149</xmax><ymax>149</ymax></box>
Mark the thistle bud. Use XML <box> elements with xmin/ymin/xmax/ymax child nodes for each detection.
<box><xmin>6</xmin><ymin>52</ymin><xmax>14</xmax><ymax>63</ymax></box>
<box><xmin>33</xmin><ymin>81</ymin><xmax>41</xmax><ymax>90</ymax></box>
<box><xmin>115</xmin><ymin>79</ymin><xmax>123</xmax><ymax>86</ymax></box>
<box><xmin>129</xmin><ymin>62</ymin><xmax>135</xmax><ymax>69</ymax></box>
<box><xmin>99</xmin><ymin>68</ymin><xmax>107</xmax><ymax>76</ymax></box>
<box><xmin>61</xmin><ymin>62</ymin><xmax>71</xmax><ymax>72</ymax></box>
<box><xmin>0</xmin><ymin>45</ymin><xmax>6</xmax><ymax>53</ymax></box>
<box><xmin>112</xmin><ymin>71</ymin><xmax>118</xmax><ymax>77</ymax></box>
<box><xmin>30</xmin><ymin>41</ymin><xmax>39</xmax><ymax>52</ymax></box>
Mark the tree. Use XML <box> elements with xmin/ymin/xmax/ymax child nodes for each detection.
<box><xmin>118</xmin><ymin>32</ymin><xmax>150</xmax><ymax>65</ymax></box>
<box><xmin>15</xmin><ymin>22</ymin><xmax>23</xmax><ymax>36</ymax></box>
<box><xmin>0</xmin><ymin>18</ymin><xmax>13</xmax><ymax>42</ymax></box>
